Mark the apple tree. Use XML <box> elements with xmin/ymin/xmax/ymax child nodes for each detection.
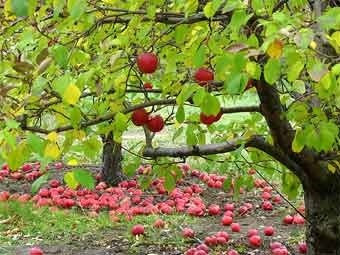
<box><xmin>0</xmin><ymin>1</ymin><xmax>339</xmax><ymax>254</ymax></box>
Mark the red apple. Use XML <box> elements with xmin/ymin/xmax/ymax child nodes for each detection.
<box><xmin>221</xmin><ymin>216</ymin><xmax>233</xmax><ymax>225</ymax></box>
<box><xmin>272</xmin><ymin>195</ymin><xmax>282</xmax><ymax>204</ymax></box>
<box><xmin>224</xmin><ymin>203</ymin><xmax>234</xmax><ymax>211</ymax></box>
<box><xmin>261</xmin><ymin>192</ymin><xmax>272</xmax><ymax>200</ymax></box>
<box><xmin>208</xmin><ymin>204</ymin><xmax>221</xmax><ymax>215</ymax></box>
<box><xmin>230</xmin><ymin>223</ymin><xmax>241</xmax><ymax>232</ymax></box>
<box><xmin>298</xmin><ymin>242</ymin><xmax>307</xmax><ymax>254</ymax></box>
<box><xmin>11</xmin><ymin>172</ymin><xmax>23</xmax><ymax>180</ymax></box>
<box><xmin>196</xmin><ymin>244</ymin><xmax>209</xmax><ymax>252</ymax></box>
<box><xmin>247</xmin><ymin>228</ymin><xmax>259</xmax><ymax>237</ymax></box>
<box><xmin>228</xmin><ymin>250</ymin><xmax>240</xmax><ymax>255</ymax></box>
<box><xmin>22</xmin><ymin>164</ymin><xmax>33</xmax><ymax>172</ymax></box>
<box><xmin>147</xmin><ymin>115</ymin><xmax>164</xmax><ymax>132</ymax></box>
<box><xmin>49</xmin><ymin>179</ymin><xmax>60</xmax><ymax>188</ymax></box>
<box><xmin>194</xmin><ymin>68</ymin><xmax>214</xmax><ymax>86</ymax></box>
<box><xmin>143</xmin><ymin>82</ymin><xmax>153</xmax><ymax>90</ymax></box>
<box><xmin>132</xmin><ymin>108</ymin><xmax>149</xmax><ymax>126</ymax></box>
<box><xmin>270</xmin><ymin>242</ymin><xmax>284</xmax><ymax>250</ymax></box>
<box><xmin>153</xmin><ymin>219</ymin><xmax>165</xmax><ymax>228</ymax></box>
<box><xmin>283</xmin><ymin>215</ymin><xmax>293</xmax><ymax>224</ymax></box>
<box><xmin>137</xmin><ymin>52</ymin><xmax>158</xmax><ymax>74</ymax></box>
<box><xmin>131</xmin><ymin>224</ymin><xmax>145</xmax><ymax>236</ymax></box>
<box><xmin>182</xmin><ymin>227</ymin><xmax>195</xmax><ymax>238</ymax></box>
<box><xmin>262</xmin><ymin>201</ymin><xmax>273</xmax><ymax>210</ymax></box>
<box><xmin>29</xmin><ymin>247</ymin><xmax>44</xmax><ymax>255</ymax></box>
<box><xmin>272</xmin><ymin>248</ymin><xmax>288</xmax><ymax>255</ymax></box>
<box><xmin>293</xmin><ymin>214</ymin><xmax>305</xmax><ymax>225</ymax></box>
<box><xmin>248</xmin><ymin>168</ymin><xmax>256</xmax><ymax>175</ymax></box>
<box><xmin>0</xmin><ymin>191</ymin><xmax>10</xmax><ymax>201</ymax></box>
<box><xmin>264</xmin><ymin>226</ymin><xmax>275</xmax><ymax>236</ymax></box>
<box><xmin>249</xmin><ymin>235</ymin><xmax>262</xmax><ymax>247</ymax></box>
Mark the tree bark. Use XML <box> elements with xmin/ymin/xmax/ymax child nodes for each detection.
<box><xmin>101</xmin><ymin>132</ymin><xmax>125</xmax><ymax>186</ymax></box>
<box><xmin>304</xmin><ymin>178</ymin><xmax>340</xmax><ymax>255</ymax></box>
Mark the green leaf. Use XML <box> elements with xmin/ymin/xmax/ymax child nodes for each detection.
<box><xmin>287</xmin><ymin>60</ymin><xmax>304</xmax><ymax>82</ymax></box>
<box><xmin>67</xmin><ymin>0</ymin><xmax>86</xmax><ymax>19</ymax></box>
<box><xmin>331</xmin><ymin>64</ymin><xmax>340</xmax><ymax>75</ymax></box>
<box><xmin>73</xmin><ymin>169</ymin><xmax>95</xmax><ymax>189</ymax></box>
<box><xmin>176</xmin><ymin>105</ymin><xmax>185</xmax><ymax>123</ymax></box>
<box><xmin>31</xmin><ymin>173</ymin><xmax>50</xmax><ymax>194</ymax></box>
<box><xmin>304</xmin><ymin>125</ymin><xmax>319</xmax><ymax>150</ymax></box>
<box><xmin>52</xmin><ymin>74</ymin><xmax>72</xmax><ymax>95</ymax></box>
<box><xmin>246</xmin><ymin>61</ymin><xmax>261</xmax><ymax>80</ymax></box>
<box><xmin>292</xmin><ymin>129</ymin><xmax>305</xmax><ymax>153</ymax></box>
<box><xmin>319</xmin><ymin>72</ymin><xmax>336</xmax><ymax>90</ymax></box>
<box><xmin>27</xmin><ymin>133</ymin><xmax>46</xmax><ymax>156</ymax></box>
<box><xmin>229</xmin><ymin>10</ymin><xmax>251</xmax><ymax>32</ymax></box>
<box><xmin>225</xmin><ymin>72</ymin><xmax>248</xmax><ymax>95</ymax></box>
<box><xmin>201</xmin><ymin>93</ymin><xmax>220</xmax><ymax>115</ymax></box>
<box><xmin>223</xmin><ymin>178</ymin><xmax>232</xmax><ymax>192</ymax></box>
<box><xmin>175</xmin><ymin>26</ymin><xmax>188</xmax><ymax>44</ymax></box>
<box><xmin>11</xmin><ymin>0</ymin><xmax>29</xmax><ymax>16</ymax></box>
<box><xmin>264</xmin><ymin>58</ymin><xmax>281</xmax><ymax>84</ymax></box>
<box><xmin>176</xmin><ymin>85</ymin><xmax>199</xmax><ymax>105</ymax></box>
<box><xmin>64</xmin><ymin>171</ymin><xmax>79</xmax><ymax>189</ymax></box>
<box><xmin>164</xmin><ymin>172</ymin><xmax>176</xmax><ymax>192</ymax></box>
<box><xmin>138</xmin><ymin>175</ymin><xmax>152</xmax><ymax>190</ymax></box>
<box><xmin>6</xmin><ymin>119</ymin><xmax>20</xmax><ymax>129</ymax></box>
<box><xmin>282</xmin><ymin>172</ymin><xmax>300</xmax><ymax>200</ymax></box>
<box><xmin>113</xmin><ymin>112</ymin><xmax>129</xmax><ymax>132</ymax></box>
<box><xmin>193</xmin><ymin>45</ymin><xmax>207</xmax><ymax>68</ymax></box>
<box><xmin>7</xmin><ymin>142</ymin><xmax>30</xmax><ymax>170</ymax></box>
<box><xmin>53</xmin><ymin>0</ymin><xmax>65</xmax><ymax>16</ymax></box>
<box><xmin>69</xmin><ymin>107</ymin><xmax>82</xmax><ymax>128</ymax></box>
<box><xmin>203</xmin><ymin>0</ymin><xmax>223</xmax><ymax>18</ymax></box>
<box><xmin>83</xmin><ymin>136</ymin><xmax>102</xmax><ymax>159</ymax></box>
<box><xmin>51</xmin><ymin>45</ymin><xmax>69</xmax><ymax>68</ymax></box>
<box><xmin>123</xmin><ymin>159</ymin><xmax>141</xmax><ymax>177</ymax></box>
<box><xmin>186</xmin><ymin>125</ymin><xmax>198</xmax><ymax>145</ymax></box>
<box><xmin>233</xmin><ymin>176</ymin><xmax>243</xmax><ymax>200</ymax></box>
<box><xmin>173</xmin><ymin>127</ymin><xmax>184</xmax><ymax>142</ymax></box>
<box><xmin>318</xmin><ymin>121</ymin><xmax>339</xmax><ymax>151</ymax></box>
<box><xmin>192</xmin><ymin>87</ymin><xmax>206</xmax><ymax>106</ymax></box>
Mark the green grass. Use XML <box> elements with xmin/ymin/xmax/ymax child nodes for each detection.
<box><xmin>0</xmin><ymin>201</ymin><xmax>115</xmax><ymax>246</ymax></box>
<box><xmin>0</xmin><ymin>200</ymin><xmax>197</xmax><ymax>253</ymax></box>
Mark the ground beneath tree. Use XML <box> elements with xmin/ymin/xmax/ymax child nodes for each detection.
<box><xmin>0</xmin><ymin>164</ymin><xmax>305</xmax><ymax>255</ymax></box>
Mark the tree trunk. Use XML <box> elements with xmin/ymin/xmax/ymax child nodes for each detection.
<box><xmin>304</xmin><ymin>181</ymin><xmax>340</xmax><ymax>255</ymax></box>
<box><xmin>101</xmin><ymin>132</ymin><xmax>125</xmax><ymax>186</ymax></box>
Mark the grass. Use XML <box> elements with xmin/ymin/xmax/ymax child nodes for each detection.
<box><xmin>0</xmin><ymin>200</ymin><xmax>197</xmax><ymax>254</ymax></box>
<box><xmin>0</xmin><ymin>201</ymin><xmax>114</xmax><ymax>246</ymax></box>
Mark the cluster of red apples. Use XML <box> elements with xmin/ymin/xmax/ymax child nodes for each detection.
<box><xmin>133</xmin><ymin>52</ymin><xmax>239</xmax><ymax>131</ymax></box>
<box><xmin>0</xmin><ymin>162</ymin><xmax>307</xmax><ymax>255</ymax></box>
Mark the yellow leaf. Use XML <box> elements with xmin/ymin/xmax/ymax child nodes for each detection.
<box><xmin>47</xmin><ymin>132</ymin><xmax>58</xmax><ymax>142</ymax></box>
<box><xmin>44</xmin><ymin>143</ymin><xmax>61</xmax><ymax>160</ymax></box>
<box><xmin>67</xmin><ymin>159</ymin><xmax>78</xmax><ymax>166</ymax></box>
<box><xmin>63</xmin><ymin>84</ymin><xmax>81</xmax><ymax>105</ymax></box>
<box><xmin>266</xmin><ymin>39</ymin><xmax>284</xmax><ymax>59</ymax></box>
<box><xmin>309</xmin><ymin>40</ymin><xmax>317</xmax><ymax>50</ymax></box>
<box><xmin>73</xmin><ymin>130</ymin><xmax>86</xmax><ymax>140</ymax></box>
<box><xmin>331</xmin><ymin>31</ymin><xmax>340</xmax><ymax>47</ymax></box>
<box><xmin>4</xmin><ymin>0</ymin><xmax>16</xmax><ymax>20</ymax></box>
<box><xmin>328</xmin><ymin>163</ymin><xmax>336</xmax><ymax>174</ymax></box>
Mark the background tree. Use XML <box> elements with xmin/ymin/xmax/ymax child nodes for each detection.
<box><xmin>0</xmin><ymin>1</ymin><xmax>339</xmax><ymax>254</ymax></box>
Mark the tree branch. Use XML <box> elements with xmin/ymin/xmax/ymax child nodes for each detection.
<box><xmin>143</xmin><ymin>135</ymin><xmax>304</xmax><ymax>176</ymax></box>
<box><xmin>100</xmin><ymin>12</ymin><xmax>231</xmax><ymax>25</ymax></box>
<box><xmin>22</xmin><ymin>96</ymin><xmax>260</xmax><ymax>134</ymax></box>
